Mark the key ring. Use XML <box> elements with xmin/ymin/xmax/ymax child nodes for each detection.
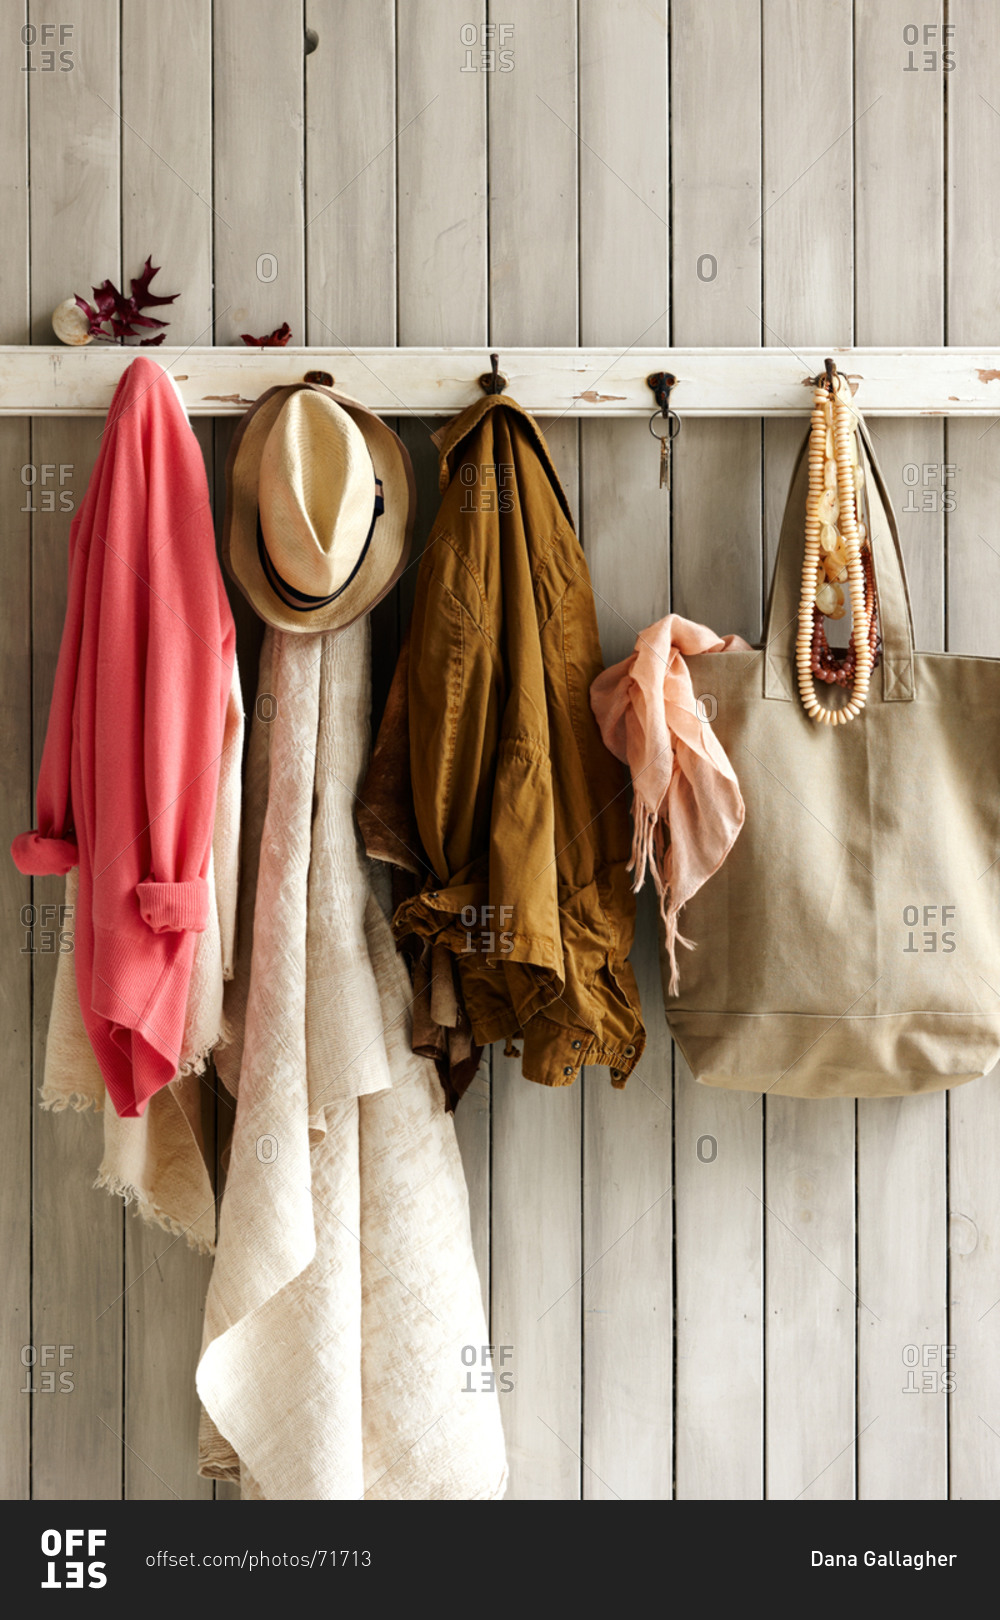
<box><xmin>649</xmin><ymin>409</ymin><xmax>681</xmax><ymax>442</ymax></box>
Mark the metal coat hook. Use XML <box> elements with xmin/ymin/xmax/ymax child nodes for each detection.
<box><xmin>646</xmin><ymin>370</ymin><xmax>677</xmax><ymax>414</ymax></box>
<box><xmin>810</xmin><ymin>357</ymin><xmax>860</xmax><ymax>399</ymax></box>
<box><xmin>646</xmin><ymin>370</ymin><xmax>680</xmax><ymax>489</ymax></box>
<box><xmin>478</xmin><ymin>352</ymin><xmax>507</xmax><ymax>395</ymax></box>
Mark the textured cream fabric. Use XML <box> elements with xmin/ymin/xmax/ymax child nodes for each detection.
<box><xmin>197</xmin><ymin>622</ymin><xmax>508</xmax><ymax>1500</ymax></box>
<box><xmin>38</xmin><ymin>661</ymin><xmax>244</xmax><ymax>1253</ymax></box>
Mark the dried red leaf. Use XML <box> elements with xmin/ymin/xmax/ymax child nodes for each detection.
<box><xmin>240</xmin><ymin>323</ymin><xmax>292</xmax><ymax>347</ymax></box>
<box><xmin>130</xmin><ymin>256</ymin><xmax>179</xmax><ymax>311</ymax></box>
<box><xmin>92</xmin><ymin>280</ymin><xmax>120</xmax><ymax>321</ymax></box>
<box><xmin>72</xmin><ymin>257</ymin><xmax>179</xmax><ymax>344</ymax></box>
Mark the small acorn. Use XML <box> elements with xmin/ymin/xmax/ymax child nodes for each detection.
<box><xmin>51</xmin><ymin>297</ymin><xmax>93</xmax><ymax>345</ymax></box>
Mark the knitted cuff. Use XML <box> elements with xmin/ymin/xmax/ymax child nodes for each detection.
<box><xmin>11</xmin><ymin>830</ymin><xmax>79</xmax><ymax>876</ymax></box>
<box><xmin>136</xmin><ymin>878</ymin><xmax>210</xmax><ymax>934</ymax></box>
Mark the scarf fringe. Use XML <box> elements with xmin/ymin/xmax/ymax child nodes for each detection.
<box><xmin>628</xmin><ymin>802</ymin><xmax>657</xmax><ymax>893</ymax></box>
<box><xmin>39</xmin><ymin>1087</ymin><xmax>103</xmax><ymax>1114</ymax></box>
<box><xmin>41</xmin><ymin>1018</ymin><xmax>231</xmax><ymax>1109</ymax></box>
<box><xmin>174</xmin><ymin>1014</ymin><xmax>232</xmax><ymax>1080</ymax></box>
<box><xmin>630</xmin><ymin>800</ymin><xmax>695</xmax><ymax>996</ymax></box>
<box><xmin>93</xmin><ymin>1168</ymin><xmax>216</xmax><ymax>1255</ymax></box>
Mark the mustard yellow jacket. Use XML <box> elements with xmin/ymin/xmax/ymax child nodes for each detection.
<box><xmin>392</xmin><ymin>395</ymin><xmax>645</xmax><ymax>1089</ymax></box>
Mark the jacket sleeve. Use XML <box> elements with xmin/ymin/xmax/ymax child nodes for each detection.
<box><xmin>135</xmin><ymin>409</ymin><xmax>235</xmax><ymax>936</ymax></box>
<box><xmin>398</xmin><ymin>490</ymin><xmax>563</xmax><ymax>997</ymax></box>
<box><xmin>405</xmin><ymin>527</ymin><xmax>496</xmax><ymax>890</ymax></box>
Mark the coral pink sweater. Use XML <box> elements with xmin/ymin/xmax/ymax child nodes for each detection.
<box><xmin>12</xmin><ymin>357</ymin><xmax>235</xmax><ymax>1118</ymax></box>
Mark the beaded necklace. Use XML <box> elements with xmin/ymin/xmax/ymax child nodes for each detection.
<box><xmin>795</xmin><ymin>366</ymin><xmax>881</xmax><ymax>724</ymax></box>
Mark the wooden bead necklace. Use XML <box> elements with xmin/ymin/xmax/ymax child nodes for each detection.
<box><xmin>795</xmin><ymin>366</ymin><xmax>880</xmax><ymax>724</ymax></box>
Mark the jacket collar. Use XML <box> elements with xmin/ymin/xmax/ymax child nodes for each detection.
<box><xmin>435</xmin><ymin>394</ymin><xmax>576</xmax><ymax>530</ymax></box>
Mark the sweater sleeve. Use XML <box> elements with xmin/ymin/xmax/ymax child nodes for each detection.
<box><xmin>134</xmin><ymin>392</ymin><xmax>234</xmax><ymax>936</ymax></box>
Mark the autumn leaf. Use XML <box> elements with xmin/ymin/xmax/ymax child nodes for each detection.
<box><xmin>73</xmin><ymin>257</ymin><xmax>179</xmax><ymax>344</ymax></box>
<box><xmin>130</xmin><ymin>256</ymin><xmax>180</xmax><ymax>310</ymax></box>
<box><xmin>240</xmin><ymin>322</ymin><xmax>292</xmax><ymax>347</ymax></box>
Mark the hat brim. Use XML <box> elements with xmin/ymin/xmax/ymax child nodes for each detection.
<box><xmin>222</xmin><ymin>382</ymin><xmax>416</xmax><ymax>634</ymax></box>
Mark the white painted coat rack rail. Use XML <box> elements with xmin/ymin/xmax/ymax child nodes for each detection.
<box><xmin>3</xmin><ymin>346</ymin><xmax>1000</xmax><ymax>417</ymax></box>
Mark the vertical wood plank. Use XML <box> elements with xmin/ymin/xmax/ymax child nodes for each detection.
<box><xmin>487</xmin><ymin>0</ymin><xmax>581</xmax><ymax>1500</ymax></box>
<box><xmin>118</xmin><ymin>0</ymin><xmax>215</xmax><ymax>1504</ymax></box>
<box><xmin>213</xmin><ymin>0</ymin><xmax>305</xmax><ymax>346</ymax></box>
<box><xmin>761</xmin><ymin>0</ymin><xmax>856</xmax><ymax>1501</ymax></box>
<box><xmin>489</xmin><ymin>0</ymin><xmax>578</xmax><ymax>346</ymax></box>
<box><xmin>0</xmin><ymin>1</ymin><xmax>32</xmax><ymax>1502</ymax></box>
<box><xmin>0</xmin><ymin>1</ymin><xmax>29</xmax><ymax>343</ymax></box>
<box><xmin>0</xmin><ymin>430</ymin><xmax>31</xmax><ymax>1501</ymax></box>
<box><xmin>307</xmin><ymin>0</ymin><xmax>396</xmax><ymax>348</ymax></box>
<box><xmin>857</xmin><ymin>1098</ymin><xmax>948</xmax><ymax>1499</ymax></box>
<box><xmin>671</xmin><ymin>0</ymin><xmax>764</xmax><ymax>1499</ymax></box>
<box><xmin>577</xmin><ymin>0</ymin><xmax>672</xmax><ymax>1502</ymax></box>
<box><xmin>27</xmin><ymin>0</ymin><xmax>120</xmax><ymax>342</ymax></box>
<box><xmin>397</xmin><ymin>0</ymin><xmax>486</xmax><ymax>347</ymax></box>
<box><xmin>121</xmin><ymin>0</ymin><xmax>213</xmax><ymax>344</ymax></box>
<box><xmin>946</xmin><ymin>0</ymin><xmax>1000</xmax><ymax>1501</ymax></box>
<box><xmin>854</xmin><ymin>0</ymin><xmax>948</xmax><ymax>1501</ymax></box>
<box><xmin>760</xmin><ymin>0</ymin><xmax>853</xmax><ymax>344</ymax></box>
<box><xmin>28</xmin><ymin>0</ymin><xmax>123</xmax><ymax>1501</ymax></box>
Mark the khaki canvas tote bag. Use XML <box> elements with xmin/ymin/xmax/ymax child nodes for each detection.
<box><xmin>665</xmin><ymin>420</ymin><xmax>1000</xmax><ymax>1098</ymax></box>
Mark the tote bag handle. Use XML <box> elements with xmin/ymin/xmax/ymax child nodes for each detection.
<box><xmin>763</xmin><ymin>419</ymin><xmax>917</xmax><ymax>703</ymax></box>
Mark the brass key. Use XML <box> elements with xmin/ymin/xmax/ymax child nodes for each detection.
<box><xmin>659</xmin><ymin>432</ymin><xmax>671</xmax><ymax>490</ymax></box>
<box><xmin>649</xmin><ymin>407</ymin><xmax>681</xmax><ymax>491</ymax></box>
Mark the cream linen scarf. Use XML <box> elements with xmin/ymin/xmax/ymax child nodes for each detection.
<box><xmin>196</xmin><ymin>622</ymin><xmax>508</xmax><ymax>1500</ymax></box>
<box><xmin>38</xmin><ymin>660</ymin><xmax>244</xmax><ymax>1254</ymax></box>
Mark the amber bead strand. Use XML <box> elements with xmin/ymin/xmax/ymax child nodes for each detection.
<box><xmin>795</xmin><ymin>394</ymin><xmax>828</xmax><ymax>721</ymax></box>
<box><xmin>795</xmin><ymin>372</ymin><xmax>874</xmax><ymax>725</ymax></box>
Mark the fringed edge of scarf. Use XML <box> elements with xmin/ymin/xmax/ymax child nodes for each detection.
<box><xmin>196</xmin><ymin>1443</ymin><xmax>241</xmax><ymax>1483</ymax></box>
<box><xmin>174</xmin><ymin>1012</ymin><xmax>234</xmax><ymax>1079</ymax></box>
<box><xmin>39</xmin><ymin>1087</ymin><xmax>103</xmax><ymax>1113</ymax></box>
<box><xmin>629</xmin><ymin>804</ymin><xmax>695</xmax><ymax>998</ymax></box>
<box><xmin>93</xmin><ymin>1168</ymin><xmax>216</xmax><ymax>1255</ymax></box>
<box><xmin>39</xmin><ymin>1015</ymin><xmax>232</xmax><ymax>1112</ymax></box>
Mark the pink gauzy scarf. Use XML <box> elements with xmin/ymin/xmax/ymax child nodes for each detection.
<box><xmin>590</xmin><ymin>614</ymin><xmax>751</xmax><ymax>994</ymax></box>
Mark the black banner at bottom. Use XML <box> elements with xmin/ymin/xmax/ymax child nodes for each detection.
<box><xmin>4</xmin><ymin>1497</ymin><xmax>997</xmax><ymax>1603</ymax></box>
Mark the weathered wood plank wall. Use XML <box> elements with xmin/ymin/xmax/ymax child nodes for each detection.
<box><xmin>3</xmin><ymin>0</ymin><xmax>998</xmax><ymax>1501</ymax></box>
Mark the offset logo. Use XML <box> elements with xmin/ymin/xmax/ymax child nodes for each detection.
<box><xmin>902</xmin><ymin>904</ymin><xmax>956</xmax><ymax>954</ymax></box>
<box><xmin>40</xmin><ymin>1529</ymin><xmax>107</xmax><ymax>1590</ymax></box>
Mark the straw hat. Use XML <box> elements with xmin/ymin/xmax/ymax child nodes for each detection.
<box><xmin>222</xmin><ymin>382</ymin><xmax>415</xmax><ymax>632</ymax></box>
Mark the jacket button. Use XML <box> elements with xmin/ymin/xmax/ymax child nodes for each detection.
<box><xmin>563</xmin><ymin>1065</ymin><xmax>574</xmax><ymax>1076</ymax></box>
<box><xmin>571</xmin><ymin>1040</ymin><xmax>582</xmax><ymax>1051</ymax></box>
<box><xmin>428</xmin><ymin>891</ymin><xmax>439</xmax><ymax>899</ymax></box>
<box><xmin>623</xmin><ymin>1044</ymin><xmax>635</xmax><ymax>1057</ymax></box>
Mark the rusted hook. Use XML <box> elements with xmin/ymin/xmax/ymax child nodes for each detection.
<box><xmin>478</xmin><ymin>353</ymin><xmax>507</xmax><ymax>396</ymax></box>
<box><xmin>646</xmin><ymin>371</ymin><xmax>677</xmax><ymax>416</ymax></box>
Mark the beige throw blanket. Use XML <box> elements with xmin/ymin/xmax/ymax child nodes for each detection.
<box><xmin>196</xmin><ymin>622</ymin><xmax>508</xmax><ymax>1500</ymax></box>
